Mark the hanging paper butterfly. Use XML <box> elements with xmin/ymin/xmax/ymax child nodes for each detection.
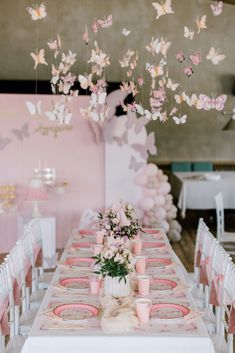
<box><xmin>186</xmin><ymin>94</ymin><xmax>203</xmax><ymax>110</ymax></box>
<box><xmin>175</xmin><ymin>92</ymin><xmax>189</xmax><ymax>104</ymax></box>
<box><xmin>199</xmin><ymin>94</ymin><xmax>227</xmax><ymax>111</ymax></box>
<box><xmin>176</xmin><ymin>50</ymin><xmax>185</xmax><ymax>63</ymax></box>
<box><xmin>131</xmin><ymin>132</ymin><xmax>157</xmax><ymax>159</ymax></box>
<box><xmin>31</xmin><ymin>49</ymin><xmax>48</xmax><ymax>69</ymax></box>
<box><xmin>113</xmin><ymin>131</ymin><xmax>128</xmax><ymax>147</ymax></box>
<box><xmin>211</xmin><ymin>1</ymin><xmax>223</xmax><ymax>16</ymax></box>
<box><xmin>152</xmin><ymin>0</ymin><xmax>174</xmax><ymax>20</ymax></box>
<box><xmin>196</xmin><ymin>15</ymin><xmax>207</xmax><ymax>34</ymax></box>
<box><xmin>78</xmin><ymin>73</ymin><xmax>93</xmax><ymax>90</ymax></box>
<box><xmin>206</xmin><ymin>47</ymin><xmax>226</xmax><ymax>65</ymax></box>
<box><xmin>184</xmin><ymin>66</ymin><xmax>194</xmax><ymax>77</ymax></box>
<box><xmin>189</xmin><ymin>51</ymin><xmax>201</xmax><ymax>66</ymax></box>
<box><xmin>82</xmin><ymin>26</ymin><xmax>90</xmax><ymax>45</ymax></box>
<box><xmin>26</xmin><ymin>3</ymin><xmax>47</xmax><ymax>21</ymax></box>
<box><xmin>173</xmin><ymin>114</ymin><xmax>187</xmax><ymax>125</ymax></box>
<box><xmin>97</xmin><ymin>15</ymin><xmax>112</xmax><ymax>28</ymax></box>
<box><xmin>122</xmin><ymin>28</ymin><xmax>131</xmax><ymax>36</ymax></box>
<box><xmin>184</xmin><ymin>26</ymin><xmax>195</xmax><ymax>40</ymax></box>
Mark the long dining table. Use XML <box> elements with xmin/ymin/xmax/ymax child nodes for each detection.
<box><xmin>20</xmin><ymin>229</ymin><xmax>215</xmax><ymax>353</ymax></box>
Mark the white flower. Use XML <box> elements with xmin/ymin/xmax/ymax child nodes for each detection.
<box><xmin>113</xmin><ymin>218</ymin><xmax>119</xmax><ymax>224</ymax></box>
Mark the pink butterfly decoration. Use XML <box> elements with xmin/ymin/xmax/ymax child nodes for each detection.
<box><xmin>199</xmin><ymin>94</ymin><xmax>227</xmax><ymax>111</ymax></box>
<box><xmin>131</xmin><ymin>132</ymin><xmax>157</xmax><ymax>159</ymax></box>
<box><xmin>176</xmin><ymin>51</ymin><xmax>185</xmax><ymax>63</ymax></box>
<box><xmin>82</xmin><ymin>27</ymin><xmax>90</xmax><ymax>45</ymax></box>
<box><xmin>184</xmin><ymin>66</ymin><xmax>194</xmax><ymax>77</ymax></box>
<box><xmin>91</xmin><ymin>21</ymin><xmax>99</xmax><ymax>33</ymax></box>
<box><xmin>97</xmin><ymin>15</ymin><xmax>112</xmax><ymax>28</ymax></box>
<box><xmin>189</xmin><ymin>51</ymin><xmax>201</xmax><ymax>66</ymax></box>
<box><xmin>211</xmin><ymin>1</ymin><xmax>223</xmax><ymax>16</ymax></box>
<box><xmin>137</xmin><ymin>77</ymin><xmax>144</xmax><ymax>87</ymax></box>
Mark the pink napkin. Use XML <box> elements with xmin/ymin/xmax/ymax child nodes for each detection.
<box><xmin>209</xmin><ymin>274</ymin><xmax>224</xmax><ymax>306</ymax></box>
<box><xmin>0</xmin><ymin>298</ymin><xmax>9</xmax><ymax>335</ymax></box>
<box><xmin>196</xmin><ymin>247</ymin><xmax>202</xmax><ymax>268</ymax></box>
<box><xmin>228</xmin><ymin>302</ymin><xmax>235</xmax><ymax>334</ymax></box>
<box><xmin>199</xmin><ymin>256</ymin><xmax>211</xmax><ymax>286</ymax></box>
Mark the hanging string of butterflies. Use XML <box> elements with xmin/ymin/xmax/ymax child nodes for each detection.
<box><xmin>26</xmin><ymin>0</ymin><xmax>227</xmax><ymax>126</ymax></box>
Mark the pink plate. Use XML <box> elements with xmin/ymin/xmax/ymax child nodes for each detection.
<box><xmin>151</xmin><ymin>278</ymin><xmax>177</xmax><ymax>291</ymax></box>
<box><xmin>143</xmin><ymin>242</ymin><xmax>165</xmax><ymax>249</ymax></box>
<box><xmin>53</xmin><ymin>303</ymin><xmax>98</xmax><ymax>321</ymax></box>
<box><xmin>72</xmin><ymin>242</ymin><xmax>92</xmax><ymax>250</ymax></box>
<box><xmin>151</xmin><ymin>303</ymin><xmax>190</xmax><ymax>320</ymax></box>
<box><xmin>79</xmin><ymin>229</ymin><xmax>96</xmax><ymax>236</ymax></box>
<box><xmin>147</xmin><ymin>258</ymin><xmax>172</xmax><ymax>268</ymax></box>
<box><xmin>59</xmin><ymin>277</ymin><xmax>89</xmax><ymax>290</ymax></box>
<box><xmin>65</xmin><ymin>257</ymin><xmax>95</xmax><ymax>268</ymax></box>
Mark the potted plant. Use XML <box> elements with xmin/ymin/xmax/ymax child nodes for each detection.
<box><xmin>94</xmin><ymin>244</ymin><xmax>134</xmax><ymax>297</ymax></box>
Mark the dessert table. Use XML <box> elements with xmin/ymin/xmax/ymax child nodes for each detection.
<box><xmin>172</xmin><ymin>171</ymin><xmax>235</xmax><ymax>218</ymax></box>
<box><xmin>20</xmin><ymin>229</ymin><xmax>215</xmax><ymax>353</ymax></box>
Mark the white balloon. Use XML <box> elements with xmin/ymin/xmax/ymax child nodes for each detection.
<box><xmin>135</xmin><ymin>173</ymin><xmax>148</xmax><ymax>186</ymax></box>
<box><xmin>144</xmin><ymin>189</ymin><xmax>157</xmax><ymax>197</ymax></box>
<box><xmin>154</xmin><ymin>194</ymin><xmax>165</xmax><ymax>206</ymax></box>
<box><xmin>145</xmin><ymin>163</ymin><xmax>158</xmax><ymax>176</ymax></box>
<box><xmin>139</xmin><ymin>197</ymin><xmax>154</xmax><ymax>211</ymax></box>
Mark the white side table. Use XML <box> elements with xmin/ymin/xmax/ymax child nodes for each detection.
<box><xmin>18</xmin><ymin>215</ymin><xmax>56</xmax><ymax>269</ymax></box>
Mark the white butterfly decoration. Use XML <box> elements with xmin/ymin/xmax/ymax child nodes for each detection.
<box><xmin>113</xmin><ymin>131</ymin><xmax>128</xmax><ymax>147</ymax></box>
<box><xmin>135</xmin><ymin>103</ymin><xmax>163</xmax><ymax>121</ymax></box>
<box><xmin>211</xmin><ymin>1</ymin><xmax>223</xmax><ymax>16</ymax></box>
<box><xmin>131</xmin><ymin>132</ymin><xmax>157</xmax><ymax>159</ymax></box>
<box><xmin>170</xmin><ymin>107</ymin><xmax>178</xmax><ymax>116</ymax></box>
<box><xmin>97</xmin><ymin>15</ymin><xmax>112</xmax><ymax>29</ymax></box>
<box><xmin>78</xmin><ymin>73</ymin><xmax>93</xmax><ymax>90</ymax></box>
<box><xmin>186</xmin><ymin>94</ymin><xmax>203</xmax><ymax>110</ymax></box>
<box><xmin>27</xmin><ymin>3</ymin><xmax>47</xmax><ymax>21</ymax></box>
<box><xmin>11</xmin><ymin>123</ymin><xmax>30</xmax><ymax>141</ymax></box>
<box><xmin>173</xmin><ymin>114</ymin><xmax>187</xmax><ymax>125</ymax></box>
<box><xmin>30</xmin><ymin>49</ymin><xmax>48</xmax><ymax>69</ymax></box>
<box><xmin>47</xmin><ymin>34</ymin><xmax>62</xmax><ymax>59</ymax></box>
<box><xmin>125</xmin><ymin>112</ymin><xmax>149</xmax><ymax>133</ymax></box>
<box><xmin>88</xmin><ymin>42</ymin><xmax>110</xmax><ymax>76</ymax></box>
<box><xmin>196</xmin><ymin>15</ymin><xmax>207</xmax><ymax>34</ymax></box>
<box><xmin>199</xmin><ymin>94</ymin><xmax>227</xmax><ymax>111</ymax></box>
<box><xmin>152</xmin><ymin>0</ymin><xmax>174</xmax><ymax>20</ymax></box>
<box><xmin>26</xmin><ymin>101</ymin><xmax>42</xmax><ymax>116</ymax></box>
<box><xmin>45</xmin><ymin>100</ymin><xmax>72</xmax><ymax>125</ymax></box>
<box><xmin>146</xmin><ymin>37</ymin><xmax>171</xmax><ymax>58</ymax></box>
<box><xmin>166</xmin><ymin>78</ymin><xmax>179</xmax><ymax>91</ymax></box>
<box><xmin>184</xmin><ymin>26</ymin><xmax>195</xmax><ymax>40</ymax></box>
<box><xmin>206</xmin><ymin>47</ymin><xmax>226</xmax><ymax>65</ymax></box>
<box><xmin>90</xmin><ymin>107</ymin><xmax>110</xmax><ymax>122</ymax></box>
<box><xmin>90</xmin><ymin>92</ymin><xmax>107</xmax><ymax>108</ymax></box>
<box><xmin>174</xmin><ymin>92</ymin><xmax>189</xmax><ymax>104</ymax></box>
<box><xmin>122</xmin><ymin>28</ymin><xmax>131</xmax><ymax>36</ymax></box>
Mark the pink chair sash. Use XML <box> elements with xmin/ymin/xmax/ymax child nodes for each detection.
<box><xmin>13</xmin><ymin>279</ymin><xmax>21</xmax><ymax>305</ymax></box>
<box><xmin>0</xmin><ymin>298</ymin><xmax>9</xmax><ymax>335</ymax></box>
<box><xmin>24</xmin><ymin>259</ymin><xmax>32</xmax><ymax>288</ymax></box>
<box><xmin>196</xmin><ymin>247</ymin><xmax>202</xmax><ymax>267</ymax></box>
<box><xmin>199</xmin><ymin>257</ymin><xmax>211</xmax><ymax>286</ymax></box>
<box><xmin>209</xmin><ymin>274</ymin><xmax>224</xmax><ymax>306</ymax></box>
<box><xmin>228</xmin><ymin>302</ymin><xmax>235</xmax><ymax>334</ymax></box>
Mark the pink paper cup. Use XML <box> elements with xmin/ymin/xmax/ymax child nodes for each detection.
<box><xmin>96</xmin><ymin>231</ymin><xmax>104</xmax><ymax>245</ymax></box>
<box><xmin>89</xmin><ymin>274</ymin><xmax>101</xmax><ymax>295</ymax></box>
<box><xmin>135</xmin><ymin>256</ymin><xmax>146</xmax><ymax>274</ymax></box>
<box><xmin>136</xmin><ymin>298</ymin><xmax>152</xmax><ymax>324</ymax></box>
<box><xmin>138</xmin><ymin>275</ymin><xmax>151</xmax><ymax>296</ymax></box>
<box><xmin>132</xmin><ymin>239</ymin><xmax>143</xmax><ymax>255</ymax></box>
<box><xmin>93</xmin><ymin>244</ymin><xmax>103</xmax><ymax>256</ymax></box>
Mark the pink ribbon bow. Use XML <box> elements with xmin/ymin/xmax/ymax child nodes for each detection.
<box><xmin>209</xmin><ymin>274</ymin><xmax>224</xmax><ymax>306</ymax></box>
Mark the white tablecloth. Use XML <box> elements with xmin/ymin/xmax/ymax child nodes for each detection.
<box><xmin>172</xmin><ymin>171</ymin><xmax>235</xmax><ymax>217</ymax></box>
<box><xmin>20</xmin><ymin>231</ymin><xmax>215</xmax><ymax>353</ymax></box>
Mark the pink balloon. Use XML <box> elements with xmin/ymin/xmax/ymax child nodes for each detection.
<box><xmin>139</xmin><ymin>197</ymin><xmax>154</xmax><ymax>211</ymax></box>
<box><xmin>135</xmin><ymin>173</ymin><xmax>148</xmax><ymax>186</ymax></box>
<box><xmin>154</xmin><ymin>195</ymin><xmax>165</xmax><ymax>207</ymax></box>
<box><xmin>145</xmin><ymin>163</ymin><xmax>158</xmax><ymax>176</ymax></box>
<box><xmin>158</xmin><ymin>182</ymin><xmax>171</xmax><ymax>195</ymax></box>
<box><xmin>155</xmin><ymin>207</ymin><xmax>166</xmax><ymax>220</ymax></box>
<box><xmin>144</xmin><ymin>189</ymin><xmax>157</xmax><ymax>197</ymax></box>
<box><xmin>161</xmin><ymin>220</ymin><xmax>170</xmax><ymax>232</ymax></box>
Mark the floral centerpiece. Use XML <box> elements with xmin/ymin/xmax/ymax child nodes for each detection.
<box><xmin>94</xmin><ymin>244</ymin><xmax>134</xmax><ymax>297</ymax></box>
<box><xmin>98</xmin><ymin>201</ymin><xmax>142</xmax><ymax>243</ymax></box>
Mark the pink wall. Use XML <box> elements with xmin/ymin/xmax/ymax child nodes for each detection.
<box><xmin>0</xmin><ymin>94</ymin><xmax>105</xmax><ymax>250</ymax></box>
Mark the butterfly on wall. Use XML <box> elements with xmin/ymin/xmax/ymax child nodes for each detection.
<box><xmin>199</xmin><ymin>94</ymin><xmax>227</xmax><ymax>111</ymax></box>
<box><xmin>113</xmin><ymin>131</ymin><xmax>128</xmax><ymax>147</ymax></box>
<box><xmin>152</xmin><ymin>0</ymin><xmax>174</xmax><ymax>20</ymax></box>
<box><xmin>97</xmin><ymin>15</ymin><xmax>112</xmax><ymax>28</ymax></box>
<box><xmin>125</xmin><ymin>113</ymin><xmax>149</xmax><ymax>134</ymax></box>
<box><xmin>189</xmin><ymin>51</ymin><xmax>201</xmax><ymax>66</ymax></box>
<box><xmin>184</xmin><ymin>66</ymin><xmax>194</xmax><ymax>78</ymax></box>
<box><xmin>131</xmin><ymin>132</ymin><xmax>157</xmax><ymax>159</ymax></box>
<box><xmin>26</xmin><ymin>101</ymin><xmax>42</xmax><ymax>116</ymax></box>
<box><xmin>176</xmin><ymin>50</ymin><xmax>186</xmax><ymax>63</ymax></box>
<box><xmin>11</xmin><ymin>123</ymin><xmax>30</xmax><ymax>141</ymax></box>
<box><xmin>122</xmin><ymin>28</ymin><xmax>131</xmax><ymax>36</ymax></box>
<box><xmin>211</xmin><ymin>1</ymin><xmax>223</xmax><ymax>16</ymax></box>
<box><xmin>0</xmin><ymin>136</ymin><xmax>12</xmax><ymax>151</ymax></box>
<box><xmin>129</xmin><ymin>156</ymin><xmax>145</xmax><ymax>172</ymax></box>
<box><xmin>206</xmin><ymin>47</ymin><xmax>226</xmax><ymax>65</ymax></box>
<box><xmin>78</xmin><ymin>73</ymin><xmax>93</xmax><ymax>90</ymax></box>
<box><xmin>26</xmin><ymin>3</ymin><xmax>47</xmax><ymax>21</ymax></box>
<box><xmin>31</xmin><ymin>49</ymin><xmax>48</xmax><ymax>70</ymax></box>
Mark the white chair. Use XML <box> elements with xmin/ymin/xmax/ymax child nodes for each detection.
<box><xmin>212</xmin><ymin>259</ymin><xmax>235</xmax><ymax>353</ymax></box>
<box><xmin>215</xmin><ymin>192</ymin><xmax>235</xmax><ymax>254</ymax></box>
<box><xmin>0</xmin><ymin>263</ymin><xmax>26</xmax><ymax>353</ymax></box>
